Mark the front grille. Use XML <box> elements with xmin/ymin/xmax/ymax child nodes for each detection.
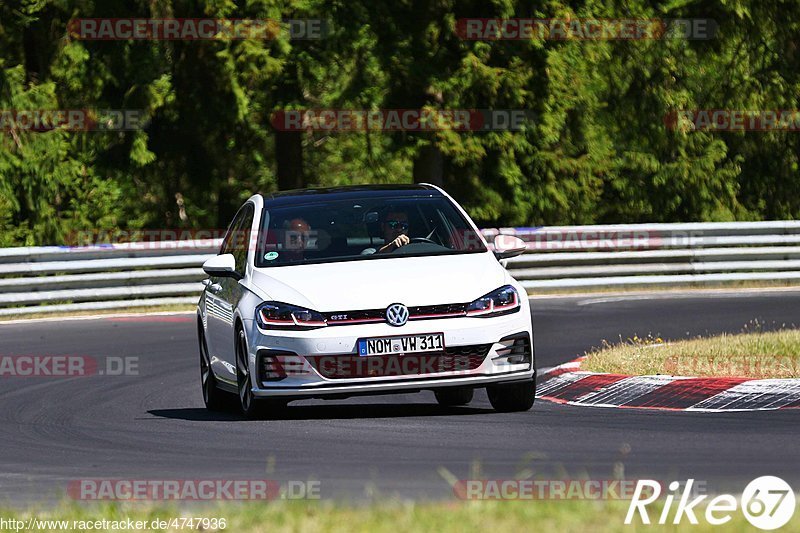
<box><xmin>444</xmin><ymin>344</ymin><xmax>495</xmax><ymax>358</ymax></box>
<box><xmin>323</xmin><ymin>303</ymin><xmax>468</xmax><ymax>326</ymax></box>
<box><xmin>305</xmin><ymin>344</ymin><xmax>492</xmax><ymax>379</ymax></box>
<box><xmin>407</xmin><ymin>303</ymin><xmax>467</xmax><ymax>318</ymax></box>
<box><xmin>323</xmin><ymin>309</ymin><xmax>385</xmax><ymax>325</ymax></box>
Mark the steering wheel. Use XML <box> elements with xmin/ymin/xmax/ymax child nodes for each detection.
<box><xmin>408</xmin><ymin>237</ymin><xmax>437</xmax><ymax>245</ymax></box>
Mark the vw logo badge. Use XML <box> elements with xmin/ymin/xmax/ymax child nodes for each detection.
<box><xmin>385</xmin><ymin>303</ymin><xmax>409</xmax><ymax>327</ymax></box>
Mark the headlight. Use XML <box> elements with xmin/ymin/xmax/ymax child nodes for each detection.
<box><xmin>466</xmin><ymin>285</ymin><xmax>520</xmax><ymax>317</ymax></box>
<box><xmin>256</xmin><ymin>301</ymin><xmax>327</xmax><ymax>329</ymax></box>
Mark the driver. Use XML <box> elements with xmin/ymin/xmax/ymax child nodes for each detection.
<box><xmin>378</xmin><ymin>210</ymin><xmax>410</xmax><ymax>253</ymax></box>
<box><xmin>284</xmin><ymin>217</ymin><xmax>312</xmax><ymax>259</ymax></box>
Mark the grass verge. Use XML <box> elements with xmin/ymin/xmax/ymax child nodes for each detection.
<box><xmin>0</xmin><ymin>499</ymin><xmax>790</xmax><ymax>532</ymax></box>
<box><xmin>581</xmin><ymin>329</ymin><xmax>800</xmax><ymax>378</ymax></box>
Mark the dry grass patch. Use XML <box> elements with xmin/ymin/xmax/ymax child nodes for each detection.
<box><xmin>582</xmin><ymin>329</ymin><xmax>800</xmax><ymax>379</ymax></box>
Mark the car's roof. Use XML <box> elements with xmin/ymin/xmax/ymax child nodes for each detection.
<box><xmin>262</xmin><ymin>184</ymin><xmax>444</xmax><ymax>206</ymax></box>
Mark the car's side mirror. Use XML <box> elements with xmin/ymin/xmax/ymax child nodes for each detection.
<box><xmin>203</xmin><ymin>253</ymin><xmax>242</xmax><ymax>280</ymax></box>
<box><xmin>493</xmin><ymin>235</ymin><xmax>527</xmax><ymax>260</ymax></box>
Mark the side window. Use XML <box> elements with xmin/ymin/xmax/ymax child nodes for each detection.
<box><xmin>220</xmin><ymin>207</ymin><xmax>246</xmax><ymax>256</ymax></box>
<box><xmin>231</xmin><ymin>204</ymin><xmax>254</xmax><ymax>274</ymax></box>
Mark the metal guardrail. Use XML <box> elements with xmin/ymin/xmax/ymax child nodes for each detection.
<box><xmin>2</xmin><ymin>221</ymin><xmax>800</xmax><ymax>316</ymax></box>
<box><xmin>490</xmin><ymin>221</ymin><xmax>800</xmax><ymax>290</ymax></box>
<box><xmin>0</xmin><ymin>241</ymin><xmax>221</xmax><ymax>317</ymax></box>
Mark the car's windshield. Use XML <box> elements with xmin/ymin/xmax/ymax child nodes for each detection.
<box><xmin>254</xmin><ymin>195</ymin><xmax>487</xmax><ymax>267</ymax></box>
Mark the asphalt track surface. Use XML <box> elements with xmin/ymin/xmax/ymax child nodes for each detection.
<box><xmin>1</xmin><ymin>290</ymin><xmax>799</xmax><ymax>504</ymax></box>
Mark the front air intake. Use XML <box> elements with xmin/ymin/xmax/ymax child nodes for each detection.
<box><xmin>493</xmin><ymin>332</ymin><xmax>532</xmax><ymax>367</ymax></box>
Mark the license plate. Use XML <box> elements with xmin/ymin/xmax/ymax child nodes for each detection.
<box><xmin>358</xmin><ymin>333</ymin><xmax>445</xmax><ymax>356</ymax></box>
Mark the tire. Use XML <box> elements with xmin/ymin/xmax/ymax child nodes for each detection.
<box><xmin>235</xmin><ymin>326</ymin><xmax>286</xmax><ymax>419</ymax></box>
<box><xmin>198</xmin><ymin>321</ymin><xmax>228</xmax><ymax>411</ymax></box>
<box><xmin>434</xmin><ymin>387</ymin><xmax>474</xmax><ymax>406</ymax></box>
<box><xmin>487</xmin><ymin>379</ymin><xmax>536</xmax><ymax>412</ymax></box>
<box><xmin>235</xmin><ymin>326</ymin><xmax>263</xmax><ymax>418</ymax></box>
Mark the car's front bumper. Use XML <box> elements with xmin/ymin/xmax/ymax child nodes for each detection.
<box><xmin>245</xmin><ymin>311</ymin><xmax>534</xmax><ymax>399</ymax></box>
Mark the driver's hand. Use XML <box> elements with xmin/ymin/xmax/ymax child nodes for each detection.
<box><xmin>391</xmin><ymin>234</ymin><xmax>410</xmax><ymax>250</ymax></box>
<box><xmin>379</xmin><ymin>234</ymin><xmax>410</xmax><ymax>253</ymax></box>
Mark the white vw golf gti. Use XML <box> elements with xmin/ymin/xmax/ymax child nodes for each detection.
<box><xmin>197</xmin><ymin>185</ymin><xmax>535</xmax><ymax>417</ymax></box>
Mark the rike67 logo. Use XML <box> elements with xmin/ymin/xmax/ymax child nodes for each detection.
<box><xmin>626</xmin><ymin>477</ymin><xmax>795</xmax><ymax>530</ymax></box>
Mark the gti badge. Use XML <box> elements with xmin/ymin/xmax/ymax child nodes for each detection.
<box><xmin>385</xmin><ymin>303</ymin><xmax>409</xmax><ymax>327</ymax></box>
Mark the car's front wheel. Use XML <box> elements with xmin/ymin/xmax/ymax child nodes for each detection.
<box><xmin>235</xmin><ymin>326</ymin><xmax>286</xmax><ymax>419</ymax></box>
<box><xmin>235</xmin><ymin>326</ymin><xmax>263</xmax><ymax>418</ymax></box>
<box><xmin>434</xmin><ymin>387</ymin><xmax>474</xmax><ymax>406</ymax></box>
<box><xmin>487</xmin><ymin>379</ymin><xmax>536</xmax><ymax>412</ymax></box>
<box><xmin>199</xmin><ymin>321</ymin><xmax>228</xmax><ymax>411</ymax></box>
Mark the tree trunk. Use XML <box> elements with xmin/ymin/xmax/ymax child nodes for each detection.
<box><xmin>412</xmin><ymin>141</ymin><xmax>443</xmax><ymax>186</ymax></box>
<box><xmin>275</xmin><ymin>131</ymin><xmax>304</xmax><ymax>190</ymax></box>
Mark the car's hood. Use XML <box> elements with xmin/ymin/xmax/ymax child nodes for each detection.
<box><xmin>249</xmin><ymin>252</ymin><xmax>506</xmax><ymax>311</ymax></box>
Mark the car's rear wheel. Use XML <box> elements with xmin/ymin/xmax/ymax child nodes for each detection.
<box><xmin>434</xmin><ymin>387</ymin><xmax>474</xmax><ymax>406</ymax></box>
<box><xmin>487</xmin><ymin>379</ymin><xmax>536</xmax><ymax>412</ymax></box>
<box><xmin>199</xmin><ymin>321</ymin><xmax>227</xmax><ymax>411</ymax></box>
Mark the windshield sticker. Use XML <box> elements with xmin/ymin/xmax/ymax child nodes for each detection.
<box><xmin>264</xmin><ymin>251</ymin><xmax>279</xmax><ymax>261</ymax></box>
